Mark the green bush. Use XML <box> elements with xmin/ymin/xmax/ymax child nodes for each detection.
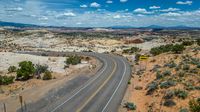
<box><xmin>174</xmin><ymin>89</ymin><xmax>188</xmax><ymax>99</ymax></box>
<box><xmin>179</xmin><ymin>108</ymin><xmax>189</xmax><ymax>112</ymax></box>
<box><xmin>125</xmin><ymin>102</ymin><xmax>136</xmax><ymax>110</ymax></box>
<box><xmin>163</xmin><ymin>99</ymin><xmax>176</xmax><ymax>107</ymax></box>
<box><xmin>42</xmin><ymin>70</ymin><xmax>52</xmax><ymax>80</ymax></box>
<box><xmin>183</xmin><ymin>64</ymin><xmax>190</xmax><ymax>71</ymax></box>
<box><xmin>156</xmin><ymin>71</ymin><xmax>163</xmax><ymax>80</ymax></box>
<box><xmin>160</xmin><ymin>80</ymin><xmax>176</xmax><ymax>89</ymax></box>
<box><xmin>189</xmin><ymin>98</ymin><xmax>200</xmax><ymax>112</ymax></box>
<box><xmin>150</xmin><ymin>44</ymin><xmax>185</xmax><ymax>56</ymax></box>
<box><xmin>196</xmin><ymin>39</ymin><xmax>200</xmax><ymax>46</ymax></box>
<box><xmin>0</xmin><ymin>75</ymin><xmax>15</xmax><ymax>85</ymax></box>
<box><xmin>8</xmin><ymin>66</ymin><xmax>17</xmax><ymax>73</ymax></box>
<box><xmin>146</xmin><ymin>81</ymin><xmax>158</xmax><ymax>95</ymax></box>
<box><xmin>16</xmin><ymin>61</ymin><xmax>35</xmax><ymax>80</ymax></box>
<box><xmin>65</xmin><ymin>55</ymin><xmax>81</xmax><ymax>65</ymax></box>
<box><xmin>171</xmin><ymin>44</ymin><xmax>185</xmax><ymax>54</ymax></box>
<box><xmin>162</xmin><ymin>70</ymin><xmax>172</xmax><ymax>76</ymax></box>
<box><xmin>164</xmin><ymin>61</ymin><xmax>177</xmax><ymax>68</ymax></box>
<box><xmin>177</xmin><ymin>71</ymin><xmax>185</xmax><ymax>77</ymax></box>
<box><xmin>123</xmin><ymin>47</ymin><xmax>141</xmax><ymax>54</ymax></box>
<box><xmin>197</xmin><ymin>63</ymin><xmax>200</xmax><ymax>68</ymax></box>
<box><xmin>163</xmin><ymin>91</ymin><xmax>174</xmax><ymax>99</ymax></box>
<box><xmin>35</xmin><ymin>64</ymin><xmax>48</xmax><ymax>75</ymax></box>
<box><xmin>152</xmin><ymin>65</ymin><xmax>161</xmax><ymax>72</ymax></box>
<box><xmin>182</xmin><ymin>41</ymin><xmax>194</xmax><ymax>46</ymax></box>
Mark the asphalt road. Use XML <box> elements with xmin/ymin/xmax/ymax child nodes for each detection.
<box><xmin>17</xmin><ymin>52</ymin><xmax>131</xmax><ymax>112</ymax></box>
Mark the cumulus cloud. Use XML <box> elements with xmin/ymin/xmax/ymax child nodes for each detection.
<box><xmin>6</xmin><ymin>7</ymin><xmax>23</xmax><ymax>11</ymax></box>
<box><xmin>113</xmin><ymin>15</ymin><xmax>121</xmax><ymax>19</ymax></box>
<box><xmin>106</xmin><ymin>0</ymin><xmax>113</xmax><ymax>4</ymax></box>
<box><xmin>160</xmin><ymin>8</ymin><xmax>180</xmax><ymax>12</ymax></box>
<box><xmin>120</xmin><ymin>0</ymin><xmax>128</xmax><ymax>3</ymax></box>
<box><xmin>56</xmin><ymin>12</ymin><xmax>76</xmax><ymax>19</ymax></box>
<box><xmin>176</xmin><ymin>1</ymin><xmax>193</xmax><ymax>5</ymax></box>
<box><xmin>149</xmin><ymin>6</ymin><xmax>160</xmax><ymax>9</ymax></box>
<box><xmin>80</xmin><ymin>4</ymin><xmax>87</xmax><ymax>8</ymax></box>
<box><xmin>38</xmin><ymin>16</ymin><xmax>48</xmax><ymax>21</ymax></box>
<box><xmin>161</xmin><ymin>12</ymin><xmax>181</xmax><ymax>16</ymax></box>
<box><xmin>134</xmin><ymin>8</ymin><xmax>152</xmax><ymax>14</ymax></box>
<box><xmin>90</xmin><ymin>2</ymin><xmax>101</xmax><ymax>8</ymax></box>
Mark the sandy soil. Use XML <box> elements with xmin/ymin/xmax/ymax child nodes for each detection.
<box><xmin>125</xmin><ymin>47</ymin><xmax>200</xmax><ymax>112</ymax></box>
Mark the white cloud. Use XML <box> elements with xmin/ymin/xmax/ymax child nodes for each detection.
<box><xmin>149</xmin><ymin>6</ymin><xmax>160</xmax><ymax>9</ymax></box>
<box><xmin>161</xmin><ymin>12</ymin><xmax>181</xmax><ymax>16</ymax></box>
<box><xmin>106</xmin><ymin>0</ymin><xmax>113</xmax><ymax>4</ymax></box>
<box><xmin>120</xmin><ymin>0</ymin><xmax>128</xmax><ymax>3</ymax></box>
<box><xmin>56</xmin><ymin>12</ymin><xmax>76</xmax><ymax>19</ymax></box>
<box><xmin>6</xmin><ymin>7</ymin><xmax>23</xmax><ymax>11</ymax></box>
<box><xmin>90</xmin><ymin>2</ymin><xmax>101</xmax><ymax>8</ymax></box>
<box><xmin>176</xmin><ymin>1</ymin><xmax>193</xmax><ymax>5</ymax></box>
<box><xmin>134</xmin><ymin>8</ymin><xmax>152</xmax><ymax>14</ymax></box>
<box><xmin>38</xmin><ymin>16</ymin><xmax>48</xmax><ymax>21</ymax></box>
<box><xmin>160</xmin><ymin>8</ymin><xmax>180</xmax><ymax>12</ymax></box>
<box><xmin>113</xmin><ymin>15</ymin><xmax>121</xmax><ymax>19</ymax></box>
<box><xmin>80</xmin><ymin>4</ymin><xmax>87</xmax><ymax>8</ymax></box>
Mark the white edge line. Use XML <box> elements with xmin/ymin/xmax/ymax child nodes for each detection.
<box><xmin>102</xmin><ymin>59</ymin><xmax>127</xmax><ymax>112</ymax></box>
<box><xmin>51</xmin><ymin>57</ymin><xmax>108</xmax><ymax>112</ymax></box>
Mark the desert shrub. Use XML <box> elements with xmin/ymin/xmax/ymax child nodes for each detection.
<box><xmin>150</xmin><ymin>44</ymin><xmax>173</xmax><ymax>56</ymax></box>
<box><xmin>160</xmin><ymin>80</ymin><xmax>176</xmax><ymax>89</ymax></box>
<box><xmin>152</xmin><ymin>65</ymin><xmax>161</xmax><ymax>72</ymax></box>
<box><xmin>16</xmin><ymin>61</ymin><xmax>35</xmax><ymax>80</ymax></box>
<box><xmin>163</xmin><ymin>91</ymin><xmax>174</xmax><ymax>99</ymax></box>
<box><xmin>163</xmin><ymin>99</ymin><xmax>176</xmax><ymax>107</ymax></box>
<box><xmin>196</xmin><ymin>39</ymin><xmax>200</xmax><ymax>46</ymax></box>
<box><xmin>156</xmin><ymin>71</ymin><xmax>163</xmax><ymax>80</ymax></box>
<box><xmin>35</xmin><ymin>64</ymin><xmax>48</xmax><ymax>75</ymax></box>
<box><xmin>197</xmin><ymin>63</ymin><xmax>200</xmax><ymax>68</ymax></box>
<box><xmin>194</xmin><ymin>86</ymin><xmax>200</xmax><ymax>90</ymax></box>
<box><xmin>189</xmin><ymin>98</ymin><xmax>200</xmax><ymax>112</ymax></box>
<box><xmin>182</xmin><ymin>41</ymin><xmax>194</xmax><ymax>46</ymax></box>
<box><xmin>125</xmin><ymin>102</ymin><xmax>136</xmax><ymax>110</ymax></box>
<box><xmin>150</xmin><ymin>44</ymin><xmax>185</xmax><ymax>55</ymax></box>
<box><xmin>171</xmin><ymin>44</ymin><xmax>185</xmax><ymax>54</ymax></box>
<box><xmin>190</xmin><ymin>58</ymin><xmax>199</xmax><ymax>65</ymax></box>
<box><xmin>164</xmin><ymin>61</ymin><xmax>177</xmax><ymax>68</ymax></box>
<box><xmin>123</xmin><ymin>47</ymin><xmax>141</xmax><ymax>54</ymax></box>
<box><xmin>128</xmin><ymin>80</ymin><xmax>131</xmax><ymax>84</ymax></box>
<box><xmin>183</xmin><ymin>64</ymin><xmax>190</xmax><ymax>71</ymax></box>
<box><xmin>174</xmin><ymin>89</ymin><xmax>188</xmax><ymax>99</ymax></box>
<box><xmin>42</xmin><ymin>70</ymin><xmax>52</xmax><ymax>80</ymax></box>
<box><xmin>179</xmin><ymin>108</ymin><xmax>189</xmax><ymax>112</ymax></box>
<box><xmin>146</xmin><ymin>81</ymin><xmax>158</xmax><ymax>95</ymax></box>
<box><xmin>189</xmin><ymin>68</ymin><xmax>198</xmax><ymax>74</ymax></box>
<box><xmin>8</xmin><ymin>66</ymin><xmax>17</xmax><ymax>73</ymax></box>
<box><xmin>65</xmin><ymin>55</ymin><xmax>81</xmax><ymax>65</ymax></box>
<box><xmin>135</xmin><ymin>54</ymin><xmax>141</xmax><ymax>62</ymax></box>
<box><xmin>162</xmin><ymin>70</ymin><xmax>172</xmax><ymax>76</ymax></box>
<box><xmin>177</xmin><ymin>71</ymin><xmax>185</xmax><ymax>77</ymax></box>
<box><xmin>0</xmin><ymin>75</ymin><xmax>15</xmax><ymax>85</ymax></box>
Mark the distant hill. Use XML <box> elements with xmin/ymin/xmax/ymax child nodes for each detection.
<box><xmin>109</xmin><ymin>26</ymin><xmax>135</xmax><ymax>29</ymax></box>
<box><xmin>0</xmin><ymin>21</ymin><xmax>39</xmax><ymax>28</ymax></box>
<box><xmin>0</xmin><ymin>21</ymin><xmax>199</xmax><ymax>30</ymax></box>
<box><xmin>141</xmin><ymin>25</ymin><xmax>200</xmax><ymax>30</ymax></box>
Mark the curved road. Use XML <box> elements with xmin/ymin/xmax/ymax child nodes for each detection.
<box><xmin>18</xmin><ymin>52</ymin><xmax>131</xmax><ymax>112</ymax></box>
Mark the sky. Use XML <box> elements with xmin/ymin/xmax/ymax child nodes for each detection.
<box><xmin>0</xmin><ymin>0</ymin><xmax>200</xmax><ymax>27</ymax></box>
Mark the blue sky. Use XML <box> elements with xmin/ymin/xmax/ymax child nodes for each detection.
<box><xmin>0</xmin><ymin>0</ymin><xmax>200</xmax><ymax>27</ymax></box>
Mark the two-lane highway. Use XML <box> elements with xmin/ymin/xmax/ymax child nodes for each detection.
<box><xmin>17</xmin><ymin>52</ymin><xmax>131</xmax><ymax>112</ymax></box>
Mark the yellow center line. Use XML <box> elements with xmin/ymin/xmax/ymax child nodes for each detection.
<box><xmin>76</xmin><ymin>58</ymin><xmax>117</xmax><ymax>112</ymax></box>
